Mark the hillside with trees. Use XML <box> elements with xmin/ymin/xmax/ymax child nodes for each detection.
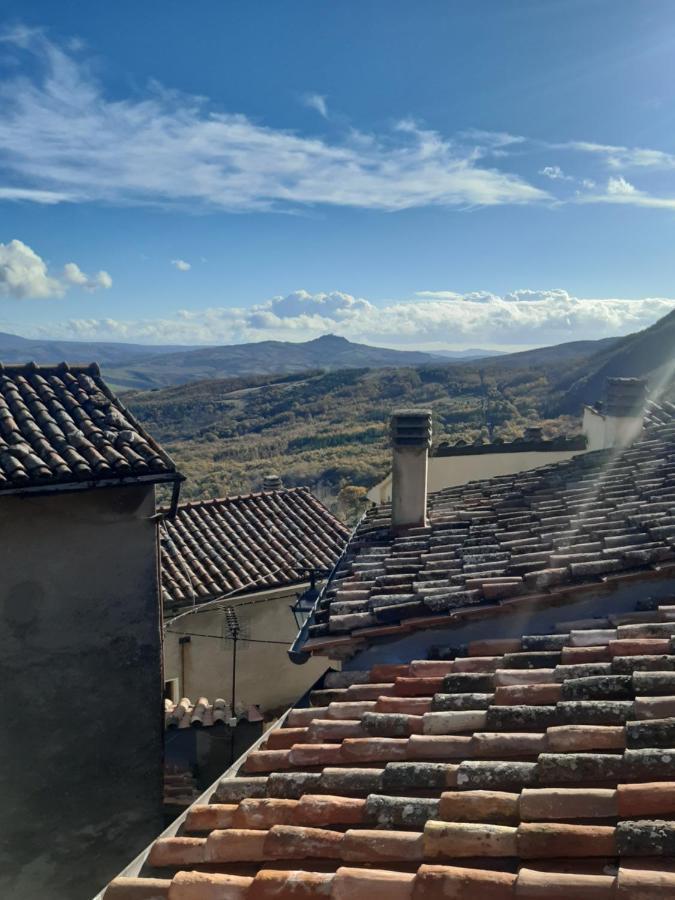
<box><xmin>126</xmin><ymin>360</ymin><xmax>579</xmax><ymax>508</ymax></box>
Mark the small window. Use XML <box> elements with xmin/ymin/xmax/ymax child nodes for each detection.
<box><xmin>164</xmin><ymin>678</ymin><xmax>180</xmax><ymax>703</ymax></box>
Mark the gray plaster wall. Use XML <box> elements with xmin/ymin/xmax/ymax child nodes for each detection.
<box><xmin>0</xmin><ymin>484</ymin><xmax>163</xmax><ymax>900</ymax></box>
<box><xmin>343</xmin><ymin>575</ymin><xmax>675</xmax><ymax>670</ymax></box>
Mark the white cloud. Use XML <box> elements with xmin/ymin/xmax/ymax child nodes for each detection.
<box><xmin>561</xmin><ymin>140</ymin><xmax>675</xmax><ymax>170</ymax></box>
<box><xmin>578</xmin><ymin>176</ymin><xmax>675</xmax><ymax>211</ymax></box>
<box><xmin>27</xmin><ymin>287</ymin><xmax>675</xmax><ymax>349</ymax></box>
<box><xmin>0</xmin><ymin>239</ymin><xmax>63</xmax><ymax>298</ymax></box>
<box><xmin>171</xmin><ymin>259</ymin><xmax>191</xmax><ymax>271</ymax></box>
<box><xmin>0</xmin><ymin>239</ymin><xmax>111</xmax><ymax>299</ymax></box>
<box><xmin>302</xmin><ymin>93</ymin><xmax>328</xmax><ymax>118</ymax></box>
<box><xmin>0</xmin><ymin>29</ymin><xmax>547</xmax><ymax>213</ymax></box>
<box><xmin>63</xmin><ymin>261</ymin><xmax>112</xmax><ymax>291</ymax></box>
<box><xmin>539</xmin><ymin>165</ymin><xmax>572</xmax><ymax>181</ymax></box>
<box><xmin>6</xmin><ymin>32</ymin><xmax>675</xmax><ymax>219</ymax></box>
<box><xmin>0</xmin><ymin>186</ymin><xmax>73</xmax><ymax>203</ymax></box>
<box><xmin>607</xmin><ymin>176</ymin><xmax>636</xmax><ymax>195</ymax></box>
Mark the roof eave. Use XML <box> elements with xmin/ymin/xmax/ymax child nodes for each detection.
<box><xmin>0</xmin><ymin>470</ymin><xmax>184</xmax><ymax>500</ymax></box>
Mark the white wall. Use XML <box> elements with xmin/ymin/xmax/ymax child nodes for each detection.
<box><xmin>582</xmin><ymin>406</ymin><xmax>644</xmax><ymax>451</ymax></box>
<box><xmin>368</xmin><ymin>449</ymin><xmax>584</xmax><ymax>504</ymax></box>
<box><xmin>164</xmin><ymin>585</ymin><xmax>327</xmax><ymax>713</ymax></box>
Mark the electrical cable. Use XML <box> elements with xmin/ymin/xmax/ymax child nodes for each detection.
<box><xmin>165</xmin><ymin>628</ymin><xmax>291</xmax><ymax>645</ymax></box>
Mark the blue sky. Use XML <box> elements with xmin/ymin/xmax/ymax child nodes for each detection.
<box><xmin>3</xmin><ymin>0</ymin><xmax>675</xmax><ymax>349</ymax></box>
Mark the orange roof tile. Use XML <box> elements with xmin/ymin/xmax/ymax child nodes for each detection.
<box><xmin>104</xmin><ymin>596</ymin><xmax>675</xmax><ymax>897</ymax></box>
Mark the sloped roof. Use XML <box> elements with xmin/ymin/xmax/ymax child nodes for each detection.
<box><xmin>302</xmin><ymin>418</ymin><xmax>675</xmax><ymax>654</ymax></box>
<box><xmin>165</xmin><ymin>697</ymin><xmax>235</xmax><ymax>729</ymax></box>
<box><xmin>161</xmin><ymin>488</ymin><xmax>350</xmax><ymax>607</ymax></box>
<box><xmin>434</xmin><ymin>433</ymin><xmax>586</xmax><ymax>457</ymax></box>
<box><xmin>104</xmin><ymin>600</ymin><xmax>675</xmax><ymax>897</ymax></box>
<box><xmin>0</xmin><ymin>362</ymin><xmax>179</xmax><ymax>495</ymax></box>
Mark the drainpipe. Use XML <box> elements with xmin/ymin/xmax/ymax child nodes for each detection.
<box><xmin>179</xmin><ymin>635</ymin><xmax>190</xmax><ymax>695</ymax></box>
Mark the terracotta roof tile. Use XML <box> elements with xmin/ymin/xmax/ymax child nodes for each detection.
<box><xmin>0</xmin><ymin>362</ymin><xmax>178</xmax><ymax>494</ymax></box>
<box><xmin>105</xmin><ymin>599</ymin><xmax>675</xmax><ymax>897</ymax></box>
<box><xmin>301</xmin><ymin>417</ymin><xmax>675</xmax><ymax>652</ymax></box>
<box><xmin>161</xmin><ymin>488</ymin><xmax>349</xmax><ymax>607</ymax></box>
<box><xmin>164</xmin><ymin>696</ymin><xmax>236</xmax><ymax>729</ymax></box>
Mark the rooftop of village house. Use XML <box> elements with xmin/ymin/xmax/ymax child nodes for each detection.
<box><xmin>160</xmin><ymin>485</ymin><xmax>350</xmax><ymax>610</ymax></box>
<box><xmin>434</xmin><ymin>428</ymin><xmax>587</xmax><ymax>456</ymax></box>
<box><xmin>299</xmin><ymin>399</ymin><xmax>675</xmax><ymax>657</ymax></box>
<box><xmin>0</xmin><ymin>361</ymin><xmax>181</xmax><ymax>495</ymax></box>
<box><xmin>103</xmin><ymin>600</ymin><xmax>675</xmax><ymax>899</ymax></box>
<box><xmin>98</xmin><ymin>383</ymin><xmax>675</xmax><ymax>899</ymax></box>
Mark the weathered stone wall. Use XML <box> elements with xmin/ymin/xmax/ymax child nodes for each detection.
<box><xmin>0</xmin><ymin>484</ymin><xmax>163</xmax><ymax>900</ymax></box>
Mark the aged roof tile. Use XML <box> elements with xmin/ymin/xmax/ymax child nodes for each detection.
<box><xmin>161</xmin><ymin>487</ymin><xmax>349</xmax><ymax>607</ymax></box>
<box><xmin>300</xmin><ymin>415</ymin><xmax>675</xmax><ymax>650</ymax></box>
<box><xmin>106</xmin><ymin>598</ymin><xmax>675</xmax><ymax>897</ymax></box>
<box><xmin>0</xmin><ymin>362</ymin><xmax>179</xmax><ymax>494</ymax></box>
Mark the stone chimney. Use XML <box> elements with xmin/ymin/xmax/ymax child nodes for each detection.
<box><xmin>524</xmin><ymin>426</ymin><xmax>543</xmax><ymax>443</ymax></box>
<box><xmin>582</xmin><ymin>377</ymin><xmax>648</xmax><ymax>451</ymax></box>
<box><xmin>390</xmin><ymin>408</ymin><xmax>432</xmax><ymax>533</ymax></box>
<box><xmin>263</xmin><ymin>473</ymin><xmax>283</xmax><ymax>490</ymax></box>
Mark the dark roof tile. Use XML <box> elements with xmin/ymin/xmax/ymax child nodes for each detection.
<box><xmin>302</xmin><ymin>416</ymin><xmax>675</xmax><ymax>651</ymax></box>
<box><xmin>161</xmin><ymin>488</ymin><xmax>349</xmax><ymax>606</ymax></box>
<box><xmin>0</xmin><ymin>362</ymin><xmax>177</xmax><ymax>494</ymax></box>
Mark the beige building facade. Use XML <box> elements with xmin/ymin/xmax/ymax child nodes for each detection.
<box><xmin>368</xmin><ymin>442</ymin><xmax>586</xmax><ymax>504</ymax></box>
<box><xmin>164</xmin><ymin>583</ymin><xmax>328</xmax><ymax>713</ymax></box>
<box><xmin>160</xmin><ymin>487</ymin><xmax>349</xmax><ymax>714</ymax></box>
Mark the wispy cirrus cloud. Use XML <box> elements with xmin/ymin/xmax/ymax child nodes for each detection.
<box><xmin>557</xmin><ymin>140</ymin><xmax>675</xmax><ymax>171</ymax></box>
<box><xmin>0</xmin><ymin>28</ymin><xmax>547</xmax><ymax>213</ymax></box>
<box><xmin>302</xmin><ymin>92</ymin><xmax>328</xmax><ymax>119</ymax></box>
<box><xmin>576</xmin><ymin>175</ymin><xmax>675</xmax><ymax>211</ymax></box>
<box><xmin>23</xmin><ymin>287</ymin><xmax>675</xmax><ymax>348</ymax></box>
<box><xmin>5</xmin><ymin>27</ymin><xmax>675</xmax><ymax>218</ymax></box>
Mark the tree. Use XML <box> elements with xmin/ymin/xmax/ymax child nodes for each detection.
<box><xmin>337</xmin><ymin>485</ymin><xmax>369</xmax><ymax>525</ymax></box>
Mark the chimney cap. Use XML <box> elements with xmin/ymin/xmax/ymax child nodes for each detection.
<box><xmin>524</xmin><ymin>426</ymin><xmax>544</xmax><ymax>441</ymax></box>
<box><xmin>604</xmin><ymin>377</ymin><xmax>648</xmax><ymax>417</ymax></box>
<box><xmin>391</xmin><ymin>408</ymin><xmax>432</xmax><ymax>448</ymax></box>
<box><xmin>263</xmin><ymin>473</ymin><xmax>283</xmax><ymax>490</ymax></box>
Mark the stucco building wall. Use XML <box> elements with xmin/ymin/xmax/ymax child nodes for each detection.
<box><xmin>164</xmin><ymin>586</ymin><xmax>327</xmax><ymax>712</ymax></box>
<box><xmin>0</xmin><ymin>484</ymin><xmax>163</xmax><ymax>900</ymax></box>
<box><xmin>368</xmin><ymin>449</ymin><xmax>584</xmax><ymax>504</ymax></box>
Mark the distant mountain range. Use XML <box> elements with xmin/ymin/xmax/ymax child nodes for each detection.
<box><xmin>0</xmin><ymin>330</ymin><xmax>505</xmax><ymax>389</ymax></box>
<box><xmin>0</xmin><ymin>314</ymin><xmax>671</xmax><ymax>399</ymax></box>
<box><xmin>0</xmin><ymin>330</ymin><xmax>195</xmax><ymax>367</ymax></box>
<box><xmin>101</xmin><ymin>307</ymin><xmax>675</xmax><ymax>501</ymax></box>
<box><xmin>103</xmin><ymin>334</ymin><xmax>441</xmax><ymax>389</ymax></box>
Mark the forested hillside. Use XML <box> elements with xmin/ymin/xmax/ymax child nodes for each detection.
<box><xmin>554</xmin><ymin>308</ymin><xmax>675</xmax><ymax>413</ymax></box>
<box><xmin>126</xmin><ymin>361</ymin><xmax>578</xmax><ymax>506</ymax></box>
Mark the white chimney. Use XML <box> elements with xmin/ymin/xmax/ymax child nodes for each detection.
<box><xmin>390</xmin><ymin>408</ymin><xmax>432</xmax><ymax>533</ymax></box>
<box><xmin>582</xmin><ymin>377</ymin><xmax>647</xmax><ymax>451</ymax></box>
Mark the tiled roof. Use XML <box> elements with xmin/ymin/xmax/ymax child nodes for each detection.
<box><xmin>303</xmin><ymin>419</ymin><xmax>675</xmax><ymax>653</ymax></box>
<box><xmin>165</xmin><ymin>697</ymin><xmax>236</xmax><ymax>729</ymax></box>
<box><xmin>644</xmin><ymin>396</ymin><xmax>675</xmax><ymax>430</ymax></box>
<box><xmin>434</xmin><ymin>432</ymin><xmax>586</xmax><ymax>457</ymax></box>
<box><xmin>161</xmin><ymin>488</ymin><xmax>350</xmax><ymax>608</ymax></box>
<box><xmin>164</xmin><ymin>766</ymin><xmax>201</xmax><ymax>808</ymax></box>
<box><xmin>105</xmin><ymin>600</ymin><xmax>675</xmax><ymax>898</ymax></box>
<box><xmin>0</xmin><ymin>362</ymin><xmax>179</xmax><ymax>494</ymax></box>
